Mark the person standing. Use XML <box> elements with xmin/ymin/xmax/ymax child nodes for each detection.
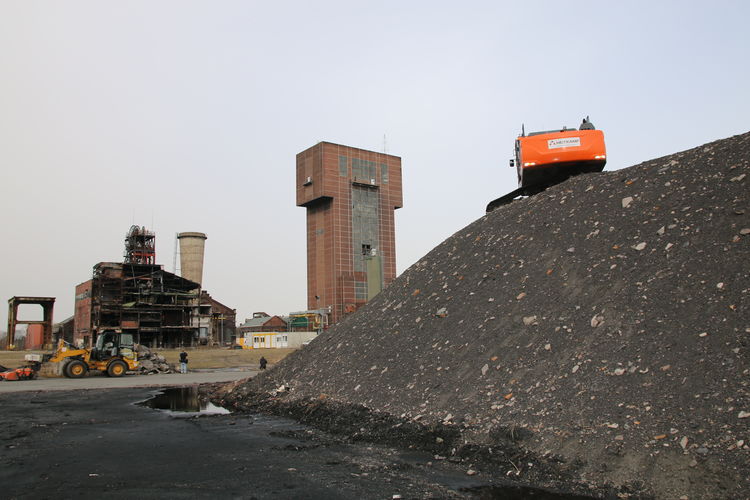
<box><xmin>259</xmin><ymin>356</ymin><xmax>267</xmax><ymax>370</ymax></box>
<box><xmin>179</xmin><ymin>350</ymin><xmax>188</xmax><ymax>374</ymax></box>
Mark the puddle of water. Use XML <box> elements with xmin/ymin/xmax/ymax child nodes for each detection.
<box><xmin>138</xmin><ymin>387</ymin><xmax>230</xmax><ymax>415</ymax></box>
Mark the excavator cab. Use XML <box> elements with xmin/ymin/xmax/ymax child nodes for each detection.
<box><xmin>487</xmin><ymin>117</ymin><xmax>606</xmax><ymax>212</ymax></box>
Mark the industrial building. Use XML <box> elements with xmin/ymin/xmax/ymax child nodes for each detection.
<box><xmin>74</xmin><ymin>262</ymin><xmax>201</xmax><ymax>348</ymax></box>
<box><xmin>237</xmin><ymin>312</ymin><xmax>288</xmax><ymax>335</ymax></box>
<box><xmin>235</xmin><ymin>309</ymin><xmax>327</xmax><ymax>349</ymax></box>
<box><xmin>198</xmin><ymin>291</ymin><xmax>237</xmax><ymax>346</ymax></box>
<box><xmin>73</xmin><ymin>226</ymin><xmax>234</xmax><ymax>348</ymax></box>
<box><xmin>296</xmin><ymin>142</ymin><xmax>403</xmax><ymax>324</ymax></box>
<box><xmin>53</xmin><ymin>317</ymin><xmax>74</xmax><ymax>345</ymax></box>
<box><xmin>237</xmin><ymin>310</ymin><xmax>327</xmax><ymax>336</ymax></box>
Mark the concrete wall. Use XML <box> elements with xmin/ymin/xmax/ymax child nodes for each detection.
<box><xmin>275</xmin><ymin>331</ymin><xmax>318</xmax><ymax>349</ymax></box>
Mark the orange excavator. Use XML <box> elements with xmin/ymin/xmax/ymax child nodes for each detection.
<box><xmin>486</xmin><ymin>117</ymin><xmax>607</xmax><ymax>212</ymax></box>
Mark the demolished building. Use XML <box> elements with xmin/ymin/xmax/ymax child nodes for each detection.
<box><xmin>73</xmin><ymin>227</ymin><xmax>235</xmax><ymax>348</ymax></box>
<box><xmin>74</xmin><ymin>262</ymin><xmax>201</xmax><ymax>348</ymax></box>
<box><xmin>198</xmin><ymin>291</ymin><xmax>237</xmax><ymax>346</ymax></box>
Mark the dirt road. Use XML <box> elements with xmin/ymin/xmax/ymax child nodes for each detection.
<box><xmin>0</xmin><ymin>369</ymin><xmax>254</xmax><ymax>393</ymax></box>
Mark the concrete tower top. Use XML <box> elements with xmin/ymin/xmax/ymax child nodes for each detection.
<box><xmin>177</xmin><ymin>232</ymin><xmax>207</xmax><ymax>240</ymax></box>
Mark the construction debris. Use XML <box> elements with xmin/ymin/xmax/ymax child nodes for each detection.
<box><xmin>136</xmin><ymin>345</ymin><xmax>173</xmax><ymax>374</ymax></box>
<box><xmin>217</xmin><ymin>131</ymin><xmax>750</xmax><ymax>500</ymax></box>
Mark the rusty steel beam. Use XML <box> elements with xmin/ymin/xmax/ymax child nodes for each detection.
<box><xmin>6</xmin><ymin>296</ymin><xmax>55</xmax><ymax>350</ymax></box>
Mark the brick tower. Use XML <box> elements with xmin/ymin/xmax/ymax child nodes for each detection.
<box><xmin>296</xmin><ymin>142</ymin><xmax>403</xmax><ymax>324</ymax></box>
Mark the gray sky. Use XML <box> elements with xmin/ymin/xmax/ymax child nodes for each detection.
<box><xmin>1</xmin><ymin>1</ymin><xmax>748</xmax><ymax>329</ymax></box>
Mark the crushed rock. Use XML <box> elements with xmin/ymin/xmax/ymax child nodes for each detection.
<box><xmin>216</xmin><ymin>131</ymin><xmax>750</xmax><ymax>499</ymax></box>
<box><xmin>136</xmin><ymin>345</ymin><xmax>173</xmax><ymax>374</ymax></box>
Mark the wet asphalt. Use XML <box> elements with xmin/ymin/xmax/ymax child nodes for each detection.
<box><xmin>0</xmin><ymin>387</ymin><xmax>499</xmax><ymax>499</ymax></box>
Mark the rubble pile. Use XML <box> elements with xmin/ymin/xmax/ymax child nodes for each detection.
<box><xmin>136</xmin><ymin>345</ymin><xmax>173</xmax><ymax>374</ymax></box>
<box><xmin>218</xmin><ymin>132</ymin><xmax>749</xmax><ymax>499</ymax></box>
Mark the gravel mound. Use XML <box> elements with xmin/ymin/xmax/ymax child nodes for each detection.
<box><xmin>218</xmin><ymin>132</ymin><xmax>749</xmax><ymax>499</ymax></box>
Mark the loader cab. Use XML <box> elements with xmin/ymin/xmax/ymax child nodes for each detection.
<box><xmin>93</xmin><ymin>330</ymin><xmax>134</xmax><ymax>361</ymax></box>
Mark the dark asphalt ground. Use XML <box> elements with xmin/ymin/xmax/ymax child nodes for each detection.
<box><xmin>0</xmin><ymin>387</ymin><xmax>582</xmax><ymax>500</ymax></box>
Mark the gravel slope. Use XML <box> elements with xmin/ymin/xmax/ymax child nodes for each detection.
<box><xmin>219</xmin><ymin>132</ymin><xmax>749</xmax><ymax>499</ymax></box>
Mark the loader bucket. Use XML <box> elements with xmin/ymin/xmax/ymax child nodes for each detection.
<box><xmin>38</xmin><ymin>360</ymin><xmax>66</xmax><ymax>378</ymax></box>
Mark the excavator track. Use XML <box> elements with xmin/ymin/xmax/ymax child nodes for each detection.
<box><xmin>486</xmin><ymin>184</ymin><xmax>548</xmax><ymax>212</ymax></box>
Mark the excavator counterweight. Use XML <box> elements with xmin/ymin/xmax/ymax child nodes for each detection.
<box><xmin>487</xmin><ymin>117</ymin><xmax>607</xmax><ymax>212</ymax></box>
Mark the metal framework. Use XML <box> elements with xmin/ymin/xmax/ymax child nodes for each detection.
<box><xmin>89</xmin><ymin>262</ymin><xmax>199</xmax><ymax>348</ymax></box>
<box><xmin>124</xmin><ymin>225</ymin><xmax>156</xmax><ymax>265</ymax></box>
<box><xmin>6</xmin><ymin>296</ymin><xmax>55</xmax><ymax>350</ymax></box>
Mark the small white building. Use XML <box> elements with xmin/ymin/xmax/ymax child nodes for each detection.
<box><xmin>241</xmin><ymin>331</ymin><xmax>317</xmax><ymax>349</ymax></box>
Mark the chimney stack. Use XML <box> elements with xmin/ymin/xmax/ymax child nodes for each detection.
<box><xmin>177</xmin><ymin>232</ymin><xmax>207</xmax><ymax>286</ymax></box>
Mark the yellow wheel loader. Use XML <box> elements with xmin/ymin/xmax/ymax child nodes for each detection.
<box><xmin>45</xmin><ymin>330</ymin><xmax>139</xmax><ymax>378</ymax></box>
